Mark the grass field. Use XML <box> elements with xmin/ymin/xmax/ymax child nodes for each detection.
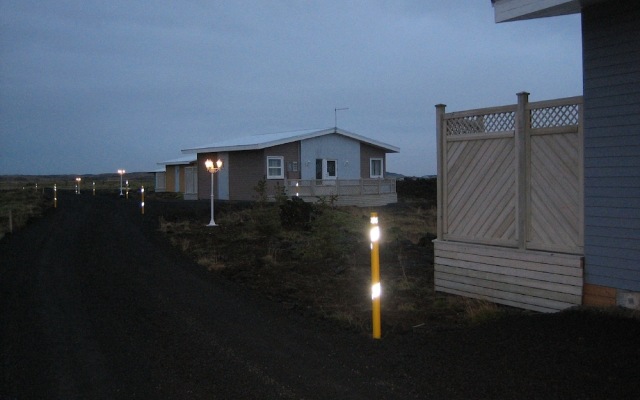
<box><xmin>154</xmin><ymin>183</ymin><xmax>503</xmax><ymax>334</ymax></box>
<box><xmin>0</xmin><ymin>189</ymin><xmax>49</xmax><ymax>241</ymax></box>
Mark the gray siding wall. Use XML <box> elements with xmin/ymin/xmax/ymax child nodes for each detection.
<box><xmin>300</xmin><ymin>134</ymin><xmax>360</xmax><ymax>180</ymax></box>
<box><xmin>265</xmin><ymin>141</ymin><xmax>301</xmax><ymax>180</ymax></box>
<box><xmin>582</xmin><ymin>0</ymin><xmax>640</xmax><ymax>291</ymax></box>
<box><xmin>359</xmin><ymin>143</ymin><xmax>387</xmax><ymax>179</ymax></box>
<box><xmin>228</xmin><ymin>150</ymin><xmax>264</xmax><ymax>201</ymax></box>
<box><xmin>197</xmin><ymin>153</ymin><xmax>219</xmax><ymax>201</ymax></box>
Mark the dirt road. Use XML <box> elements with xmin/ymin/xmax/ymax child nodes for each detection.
<box><xmin>2</xmin><ymin>191</ymin><xmax>639</xmax><ymax>399</ymax></box>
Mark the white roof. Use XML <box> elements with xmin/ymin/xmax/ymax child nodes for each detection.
<box><xmin>492</xmin><ymin>0</ymin><xmax>582</xmax><ymax>22</ymax></box>
<box><xmin>157</xmin><ymin>154</ymin><xmax>197</xmax><ymax>166</ymax></box>
<box><xmin>181</xmin><ymin>127</ymin><xmax>400</xmax><ymax>154</ymax></box>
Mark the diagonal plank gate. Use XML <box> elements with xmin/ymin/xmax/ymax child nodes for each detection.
<box><xmin>434</xmin><ymin>92</ymin><xmax>584</xmax><ymax>312</ymax></box>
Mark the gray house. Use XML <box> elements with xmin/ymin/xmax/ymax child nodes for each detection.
<box><xmin>181</xmin><ymin>127</ymin><xmax>400</xmax><ymax>207</ymax></box>
<box><xmin>433</xmin><ymin>0</ymin><xmax>639</xmax><ymax>311</ymax></box>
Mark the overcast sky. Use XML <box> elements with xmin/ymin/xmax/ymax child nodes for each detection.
<box><xmin>0</xmin><ymin>1</ymin><xmax>582</xmax><ymax>176</ymax></box>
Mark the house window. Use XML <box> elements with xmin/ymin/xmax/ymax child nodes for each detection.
<box><xmin>370</xmin><ymin>158</ymin><xmax>383</xmax><ymax>178</ymax></box>
<box><xmin>267</xmin><ymin>156</ymin><xmax>284</xmax><ymax>179</ymax></box>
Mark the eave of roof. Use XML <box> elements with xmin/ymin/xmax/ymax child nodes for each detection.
<box><xmin>157</xmin><ymin>154</ymin><xmax>197</xmax><ymax>166</ymax></box>
<box><xmin>181</xmin><ymin>127</ymin><xmax>400</xmax><ymax>154</ymax></box>
<box><xmin>492</xmin><ymin>0</ymin><xmax>606</xmax><ymax>22</ymax></box>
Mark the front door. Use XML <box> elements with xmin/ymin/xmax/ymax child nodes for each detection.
<box><xmin>324</xmin><ymin>160</ymin><xmax>337</xmax><ymax>181</ymax></box>
<box><xmin>316</xmin><ymin>159</ymin><xmax>337</xmax><ymax>183</ymax></box>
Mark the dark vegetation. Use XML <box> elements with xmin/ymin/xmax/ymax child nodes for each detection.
<box><xmin>0</xmin><ymin>189</ymin><xmax>50</xmax><ymax>240</ymax></box>
<box><xmin>154</xmin><ymin>178</ymin><xmax>497</xmax><ymax>333</ymax></box>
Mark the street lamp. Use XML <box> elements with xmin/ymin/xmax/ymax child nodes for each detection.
<box><xmin>205</xmin><ymin>159</ymin><xmax>223</xmax><ymax>227</ymax></box>
<box><xmin>118</xmin><ymin>169</ymin><xmax>125</xmax><ymax>197</ymax></box>
<box><xmin>76</xmin><ymin>177</ymin><xmax>81</xmax><ymax>194</ymax></box>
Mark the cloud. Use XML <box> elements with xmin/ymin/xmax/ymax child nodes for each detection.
<box><xmin>0</xmin><ymin>0</ymin><xmax>582</xmax><ymax>175</ymax></box>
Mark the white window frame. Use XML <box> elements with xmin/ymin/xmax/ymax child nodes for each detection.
<box><xmin>323</xmin><ymin>159</ymin><xmax>337</xmax><ymax>180</ymax></box>
<box><xmin>267</xmin><ymin>156</ymin><xmax>284</xmax><ymax>179</ymax></box>
<box><xmin>370</xmin><ymin>158</ymin><xmax>384</xmax><ymax>178</ymax></box>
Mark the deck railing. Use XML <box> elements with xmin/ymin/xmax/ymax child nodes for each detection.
<box><xmin>284</xmin><ymin>178</ymin><xmax>396</xmax><ymax>198</ymax></box>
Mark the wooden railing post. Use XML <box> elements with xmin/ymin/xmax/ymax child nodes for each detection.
<box><xmin>436</xmin><ymin>104</ymin><xmax>446</xmax><ymax>240</ymax></box>
<box><xmin>516</xmin><ymin>92</ymin><xmax>530</xmax><ymax>249</ymax></box>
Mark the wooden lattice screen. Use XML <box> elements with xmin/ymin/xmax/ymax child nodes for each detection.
<box><xmin>434</xmin><ymin>93</ymin><xmax>584</xmax><ymax>312</ymax></box>
<box><xmin>436</xmin><ymin>93</ymin><xmax>583</xmax><ymax>253</ymax></box>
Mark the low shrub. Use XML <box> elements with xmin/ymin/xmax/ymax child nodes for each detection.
<box><xmin>279</xmin><ymin>197</ymin><xmax>313</xmax><ymax>230</ymax></box>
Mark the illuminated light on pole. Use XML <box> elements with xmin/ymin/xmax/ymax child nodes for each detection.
<box><xmin>93</xmin><ymin>182</ymin><xmax>95</xmax><ymax>196</ymax></box>
<box><xmin>126</xmin><ymin>180</ymin><xmax>129</xmax><ymax>199</ymax></box>
<box><xmin>205</xmin><ymin>158</ymin><xmax>223</xmax><ymax>227</ymax></box>
<box><xmin>76</xmin><ymin>177</ymin><xmax>81</xmax><ymax>194</ymax></box>
<box><xmin>54</xmin><ymin>184</ymin><xmax>57</xmax><ymax>208</ymax></box>
<box><xmin>370</xmin><ymin>212</ymin><xmax>381</xmax><ymax>339</ymax></box>
<box><xmin>118</xmin><ymin>169</ymin><xmax>126</xmax><ymax>197</ymax></box>
<box><xmin>296</xmin><ymin>181</ymin><xmax>299</xmax><ymax>197</ymax></box>
<box><xmin>141</xmin><ymin>186</ymin><xmax>145</xmax><ymax>215</ymax></box>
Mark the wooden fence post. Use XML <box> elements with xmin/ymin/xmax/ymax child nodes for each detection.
<box><xmin>435</xmin><ymin>104</ymin><xmax>446</xmax><ymax>240</ymax></box>
<box><xmin>515</xmin><ymin>92</ymin><xmax>530</xmax><ymax>250</ymax></box>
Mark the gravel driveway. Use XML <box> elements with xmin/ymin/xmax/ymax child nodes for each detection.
<box><xmin>1</xmin><ymin>191</ymin><xmax>639</xmax><ymax>399</ymax></box>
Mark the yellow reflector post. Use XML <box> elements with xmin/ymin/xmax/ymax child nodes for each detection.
<box><xmin>370</xmin><ymin>212</ymin><xmax>381</xmax><ymax>339</ymax></box>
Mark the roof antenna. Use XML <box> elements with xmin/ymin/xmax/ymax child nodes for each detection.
<box><xmin>334</xmin><ymin>107</ymin><xmax>349</xmax><ymax>130</ymax></box>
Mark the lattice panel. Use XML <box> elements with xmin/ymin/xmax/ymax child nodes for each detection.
<box><xmin>528</xmin><ymin>132</ymin><xmax>582</xmax><ymax>252</ymax></box>
<box><xmin>446</xmin><ymin>111</ymin><xmax>515</xmax><ymax>136</ymax></box>
<box><xmin>530</xmin><ymin>104</ymin><xmax>579</xmax><ymax>129</ymax></box>
<box><xmin>445</xmin><ymin>137</ymin><xmax>517</xmax><ymax>244</ymax></box>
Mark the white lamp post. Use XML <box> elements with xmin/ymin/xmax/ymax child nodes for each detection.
<box><xmin>205</xmin><ymin>158</ymin><xmax>223</xmax><ymax>227</ymax></box>
<box><xmin>118</xmin><ymin>169</ymin><xmax>125</xmax><ymax>197</ymax></box>
<box><xmin>76</xmin><ymin>177</ymin><xmax>81</xmax><ymax>194</ymax></box>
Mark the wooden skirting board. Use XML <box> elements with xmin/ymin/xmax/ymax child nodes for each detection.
<box><xmin>434</xmin><ymin>240</ymin><xmax>584</xmax><ymax>312</ymax></box>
